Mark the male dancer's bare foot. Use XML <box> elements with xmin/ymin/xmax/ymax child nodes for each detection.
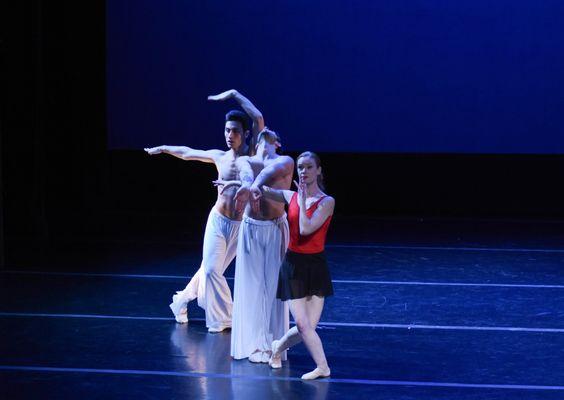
<box><xmin>249</xmin><ymin>350</ymin><xmax>270</xmax><ymax>363</ymax></box>
<box><xmin>208</xmin><ymin>325</ymin><xmax>231</xmax><ymax>333</ymax></box>
<box><xmin>169</xmin><ymin>293</ymin><xmax>188</xmax><ymax>324</ymax></box>
<box><xmin>301</xmin><ymin>367</ymin><xmax>331</xmax><ymax>380</ymax></box>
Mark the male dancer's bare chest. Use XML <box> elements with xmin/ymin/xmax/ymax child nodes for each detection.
<box><xmin>216</xmin><ymin>155</ymin><xmax>240</xmax><ymax>181</ymax></box>
<box><xmin>214</xmin><ymin>155</ymin><xmax>242</xmax><ymax>220</ymax></box>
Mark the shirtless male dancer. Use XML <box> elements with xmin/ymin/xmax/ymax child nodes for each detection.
<box><xmin>227</xmin><ymin>129</ymin><xmax>295</xmax><ymax>362</ymax></box>
<box><xmin>144</xmin><ymin>90</ymin><xmax>263</xmax><ymax>333</ymax></box>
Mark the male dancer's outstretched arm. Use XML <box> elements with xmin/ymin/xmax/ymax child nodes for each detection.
<box><xmin>144</xmin><ymin>145</ymin><xmax>223</xmax><ymax>163</ymax></box>
<box><xmin>208</xmin><ymin>89</ymin><xmax>265</xmax><ymax>151</ymax></box>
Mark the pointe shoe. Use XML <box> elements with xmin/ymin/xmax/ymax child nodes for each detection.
<box><xmin>269</xmin><ymin>340</ymin><xmax>282</xmax><ymax>369</ymax></box>
<box><xmin>169</xmin><ymin>294</ymin><xmax>188</xmax><ymax>324</ymax></box>
<box><xmin>301</xmin><ymin>367</ymin><xmax>331</xmax><ymax>380</ymax></box>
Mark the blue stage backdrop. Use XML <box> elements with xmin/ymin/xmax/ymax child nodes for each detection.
<box><xmin>107</xmin><ymin>0</ymin><xmax>564</xmax><ymax>153</ymax></box>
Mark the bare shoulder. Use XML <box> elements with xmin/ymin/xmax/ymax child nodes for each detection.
<box><xmin>321</xmin><ymin>196</ymin><xmax>335</xmax><ymax>205</ymax></box>
<box><xmin>247</xmin><ymin>155</ymin><xmax>263</xmax><ymax>167</ymax></box>
<box><xmin>276</xmin><ymin>155</ymin><xmax>294</xmax><ymax>172</ymax></box>
<box><xmin>279</xmin><ymin>155</ymin><xmax>294</xmax><ymax>166</ymax></box>
<box><xmin>202</xmin><ymin>149</ymin><xmax>224</xmax><ymax>162</ymax></box>
<box><xmin>211</xmin><ymin>149</ymin><xmax>227</xmax><ymax>158</ymax></box>
<box><xmin>319</xmin><ymin>195</ymin><xmax>335</xmax><ymax>212</ymax></box>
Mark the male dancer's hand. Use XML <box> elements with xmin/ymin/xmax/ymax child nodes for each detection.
<box><xmin>213</xmin><ymin>179</ymin><xmax>241</xmax><ymax>195</ymax></box>
<box><xmin>293</xmin><ymin>178</ymin><xmax>307</xmax><ymax>207</ymax></box>
<box><xmin>144</xmin><ymin>146</ymin><xmax>163</xmax><ymax>155</ymax></box>
<box><xmin>207</xmin><ymin>90</ymin><xmax>238</xmax><ymax>101</ymax></box>
<box><xmin>234</xmin><ymin>185</ymin><xmax>250</xmax><ymax>213</ymax></box>
<box><xmin>250</xmin><ymin>185</ymin><xmax>262</xmax><ymax>214</ymax></box>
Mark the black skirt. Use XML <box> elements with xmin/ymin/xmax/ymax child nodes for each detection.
<box><xmin>276</xmin><ymin>250</ymin><xmax>334</xmax><ymax>301</ymax></box>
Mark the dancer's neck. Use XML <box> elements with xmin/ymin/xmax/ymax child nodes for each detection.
<box><xmin>305</xmin><ymin>182</ymin><xmax>323</xmax><ymax>198</ymax></box>
<box><xmin>231</xmin><ymin>144</ymin><xmax>248</xmax><ymax>157</ymax></box>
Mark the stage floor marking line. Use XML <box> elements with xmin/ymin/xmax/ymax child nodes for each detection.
<box><xmin>4</xmin><ymin>270</ymin><xmax>564</xmax><ymax>289</ymax></box>
<box><xmin>0</xmin><ymin>365</ymin><xmax>563</xmax><ymax>391</ymax></box>
<box><xmin>1</xmin><ymin>312</ymin><xmax>564</xmax><ymax>333</ymax></box>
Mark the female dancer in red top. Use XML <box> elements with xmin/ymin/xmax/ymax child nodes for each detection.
<box><xmin>262</xmin><ymin>151</ymin><xmax>335</xmax><ymax>380</ymax></box>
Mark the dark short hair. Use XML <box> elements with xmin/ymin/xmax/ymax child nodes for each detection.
<box><xmin>225</xmin><ymin>110</ymin><xmax>251</xmax><ymax>132</ymax></box>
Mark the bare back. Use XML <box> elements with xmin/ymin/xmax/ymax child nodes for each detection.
<box><xmin>247</xmin><ymin>155</ymin><xmax>293</xmax><ymax>220</ymax></box>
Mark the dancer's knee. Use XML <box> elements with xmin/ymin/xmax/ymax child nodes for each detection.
<box><xmin>295</xmin><ymin>318</ymin><xmax>314</xmax><ymax>335</ymax></box>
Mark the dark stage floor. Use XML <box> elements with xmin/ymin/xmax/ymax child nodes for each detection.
<box><xmin>1</xmin><ymin>220</ymin><xmax>564</xmax><ymax>399</ymax></box>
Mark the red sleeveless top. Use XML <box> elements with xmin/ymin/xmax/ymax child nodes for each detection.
<box><xmin>288</xmin><ymin>192</ymin><xmax>332</xmax><ymax>254</ymax></box>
